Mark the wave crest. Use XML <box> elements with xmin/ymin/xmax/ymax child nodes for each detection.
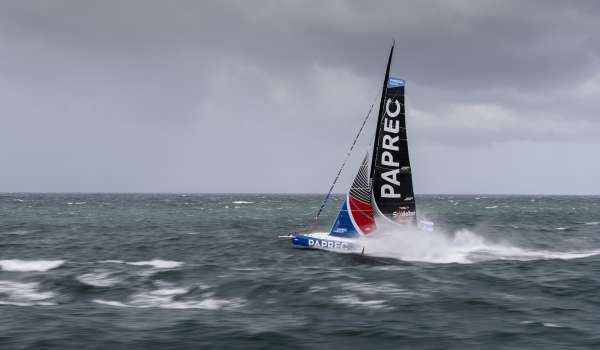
<box><xmin>0</xmin><ymin>259</ymin><xmax>65</xmax><ymax>272</ymax></box>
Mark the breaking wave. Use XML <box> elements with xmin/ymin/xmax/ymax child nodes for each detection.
<box><xmin>92</xmin><ymin>282</ymin><xmax>243</xmax><ymax>310</ymax></box>
<box><xmin>0</xmin><ymin>259</ymin><xmax>65</xmax><ymax>272</ymax></box>
<box><xmin>99</xmin><ymin>259</ymin><xmax>182</xmax><ymax>269</ymax></box>
<box><xmin>77</xmin><ymin>270</ymin><xmax>121</xmax><ymax>287</ymax></box>
<box><xmin>0</xmin><ymin>281</ymin><xmax>55</xmax><ymax>306</ymax></box>
<box><xmin>126</xmin><ymin>259</ymin><xmax>183</xmax><ymax>269</ymax></box>
<box><xmin>333</xmin><ymin>294</ymin><xmax>389</xmax><ymax>310</ymax></box>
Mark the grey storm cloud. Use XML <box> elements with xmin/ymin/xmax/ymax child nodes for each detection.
<box><xmin>1</xmin><ymin>0</ymin><xmax>599</xmax><ymax>194</ymax></box>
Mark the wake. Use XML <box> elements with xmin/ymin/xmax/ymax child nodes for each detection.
<box><xmin>359</xmin><ymin>226</ymin><xmax>600</xmax><ymax>264</ymax></box>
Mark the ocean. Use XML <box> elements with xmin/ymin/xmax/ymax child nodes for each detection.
<box><xmin>1</xmin><ymin>193</ymin><xmax>600</xmax><ymax>349</ymax></box>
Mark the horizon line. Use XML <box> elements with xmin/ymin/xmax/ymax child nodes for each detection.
<box><xmin>2</xmin><ymin>191</ymin><xmax>600</xmax><ymax>196</ymax></box>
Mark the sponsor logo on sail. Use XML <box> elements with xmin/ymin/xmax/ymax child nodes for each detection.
<box><xmin>387</xmin><ymin>77</ymin><xmax>405</xmax><ymax>88</ymax></box>
<box><xmin>380</xmin><ymin>97</ymin><xmax>402</xmax><ymax>199</ymax></box>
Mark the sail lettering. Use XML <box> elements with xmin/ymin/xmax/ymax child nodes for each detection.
<box><xmin>382</xmin><ymin>135</ymin><xmax>399</xmax><ymax>151</ymax></box>
<box><xmin>379</xmin><ymin>97</ymin><xmax>402</xmax><ymax>198</ymax></box>
<box><xmin>384</xmin><ymin>118</ymin><xmax>399</xmax><ymax>133</ymax></box>
<box><xmin>381</xmin><ymin>152</ymin><xmax>398</xmax><ymax>167</ymax></box>
<box><xmin>381</xmin><ymin>169</ymin><xmax>400</xmax><ymax>185</ymax></box>
<box><xmin>381</xmin><ymin>184</ymin><xmax>401</xmax><ymax>198</ymax></box>
<box><xmin>385</xmin><ymin>99</ymin><xmax>401</xmax><ymax>118</ymax></box>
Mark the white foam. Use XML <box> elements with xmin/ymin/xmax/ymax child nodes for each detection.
<box><xmin>126</xmin><ymin>259</ymin><xmax>183</xmax><ymax>269</ymax></box>
<box><xmin>232</xmin><ymin>201</ymin><xmax>254</xmax><ymax>204</ymax></box>
<box><xmin>0</xmin><ymin>281</ymin><xmax>55</xmax><ymax>306</ymax></box>
<box><xmin>309</xmin><ymin>285</ymin><xmax>327</xmax><ymax>293</ymax></box>
<box><xmin>93</xmin><ymin>286</ymin><xmax>243</xmax><ymax>310</ymax></box>
<box><xmin>77</xmin><ymin>271</ymin><xmax>121</xmax><ymax>287</ymax></box>
<box><xmin>0</xmin><ymin>259</ymin><xmax>65</xmax><ymax>272</ymax></box>
<box><xmin>543</xmin><ymin>322</ymin><xmax>562</xmax><ymax>328</ymax></box>
<box><xmin>2</xmin><ymin>229</ymin><xmax>34</xmax><ymax>235</ymax></box>
<box><xmin>360</xmin><ymin>225</ymin><xmax>600</xmax><ymax>264</ymax></box>
<box><xmin>92</xmin><ymin>299</ymin><xmax>131</xmax><ymax>308</ymax></box>
<box><xmin>99</xmin><ymin>260</ymin><xmax>125</xmax><ymax>264</ymax></box>
<box><xmin>333</xmin><ymin>295</ymin><xmax>389</xmax><ymax>310</ymax></box>
<box><xmin>485</xmin><ymin>206</ymin><xmax>498</xmax><ymax>209</ymax></box>
<box><xmin>555</xmin><ymin>227</ymin><xmax>568</xmax><ymax>230</ymax></box>
<box><xmin>162</xmin><ymin>298</ymin><xmax>242</xmax><ymax>310</ymax></box>
<box><xmin>150</xmin><ymin>287</ymin><xmax>189</xmax><ymax>296</ymax></box>
<box><xmin>340</xmin><ymin>282</ymin><xmax>415</xmax><ymax>297</ymax></box>
<box><xmin>585</xmin><ymin>222</ymin><xmax>599</xmax><ymax>225</ymax></box>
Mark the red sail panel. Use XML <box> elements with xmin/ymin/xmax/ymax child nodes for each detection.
<box><xmin>348</xmin><ymin>195</ymin><xmax>375</xmax><ymax>235</ymax></box>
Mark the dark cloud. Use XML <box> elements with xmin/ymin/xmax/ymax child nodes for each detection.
<box><xmin>1</xmin><ymin>1</ymin><xmax>599</xmax><ymax>193</ymax></box>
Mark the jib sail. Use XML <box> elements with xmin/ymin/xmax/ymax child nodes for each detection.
<box><xmin>329</xmin><ymin>154</ymin><xmax>375</xmax><ymax>237</ymax></box>
<box><xmin>369</xmin><ymin>43</ymin><xmax>416</xmax><ymax>224</ymax></box>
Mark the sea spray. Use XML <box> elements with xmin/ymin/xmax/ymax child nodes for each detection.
<box><xmin>359</xmin><ymin>224</ymin><xmax>600</xmax><ymax>263</ymax></box>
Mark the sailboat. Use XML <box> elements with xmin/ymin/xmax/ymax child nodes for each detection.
<box><xmin>286</xmin><ymin>43</ymin><xmax>430</xmax><ymax>253</ymax></box>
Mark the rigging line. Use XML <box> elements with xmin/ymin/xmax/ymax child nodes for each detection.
<box><xmin>311</xmin><ymin>100</ymin><xmax>377</xmax><ymax>226</ymax></box>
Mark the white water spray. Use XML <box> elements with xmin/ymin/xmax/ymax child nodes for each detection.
<box><xmin>358</xmin><ymin>224</ymin><xmax>600</xmax><ymax>264</ymax></box>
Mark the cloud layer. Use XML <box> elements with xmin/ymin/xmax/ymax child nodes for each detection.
<box><xmin>1</xmin><ymin>1</ymin><xmax>599</xmax><ymax>194</ymax></box>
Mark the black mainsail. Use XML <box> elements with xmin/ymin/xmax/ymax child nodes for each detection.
<box><xmin>369</xmin><ymin>43</ymin><xmax>416</xmax><ymax>224</ymax></box>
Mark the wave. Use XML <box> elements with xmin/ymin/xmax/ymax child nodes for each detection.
<box><xmin>232</xmin><ymin>201</ymin><xmax>254</xmax><ymax>204</ymax></box>
<box><xmin>360</xmin><ymin>226</ymin><xmax>600</xmax><ymax>264</ymax></box>
<box><xmin>584</xmin><ymin>222</ymin><xmax>599</xmax><ymax>225</ymax></box>
<box><xmin>92</xmin><ymin>283</ymin><xmax>243</xmax><ymax>310</ymax></box>
<box><xmin>92</xmin><ymin>299</ymin><xmax>130</xmax><ymax>307</ymax></box>
<box><xmin>520</xmin><ymin>320</ymin><xmax>563</xmax><ymax>328</ymax></box>
<box><xmin>0</xmin><ymin>259</ymin><xmax>65</xmax><ymax>272</ymax></box>
<box><xmin>98</xmin><ymin>259</ymin><xmax>182</xmax><ymax>269</ymax></box>
<box><xmin>339</xmin><ymin>281</ymin><xmax>418</xmax><ymax>297</ymax></box>
<box><xmin>93</xmin><ymin>297</ymin><xmax>242</xmax><ymax>310</ymax></box>
<box><xmin>0</xmin><ymin>281</ymin><xmax>55</xmax><ymax>306</ymax></box>
<box><xmin>77</xmin><ymin>270</ymin><xmax>121</xmax><ymax>287</ymax></box>
<box><xmin>1</xmin><ymin>229</ymin><xmax>36</xmax><ymax>236</ymax></box>
<box><xmin>333</xmin><ymin>295</ymin><xmax>389</xmax><ymax>310</ymax></box>
<box><xmin>126</xmin><ymin>259</ymin><xmax>183</xmax><ymax>269</ymax></box>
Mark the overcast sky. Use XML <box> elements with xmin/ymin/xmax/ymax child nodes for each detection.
<box><xmin>1</xmin><ymin>0</ymin><xmax>599</xmax><ymax>194</ymax></box>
